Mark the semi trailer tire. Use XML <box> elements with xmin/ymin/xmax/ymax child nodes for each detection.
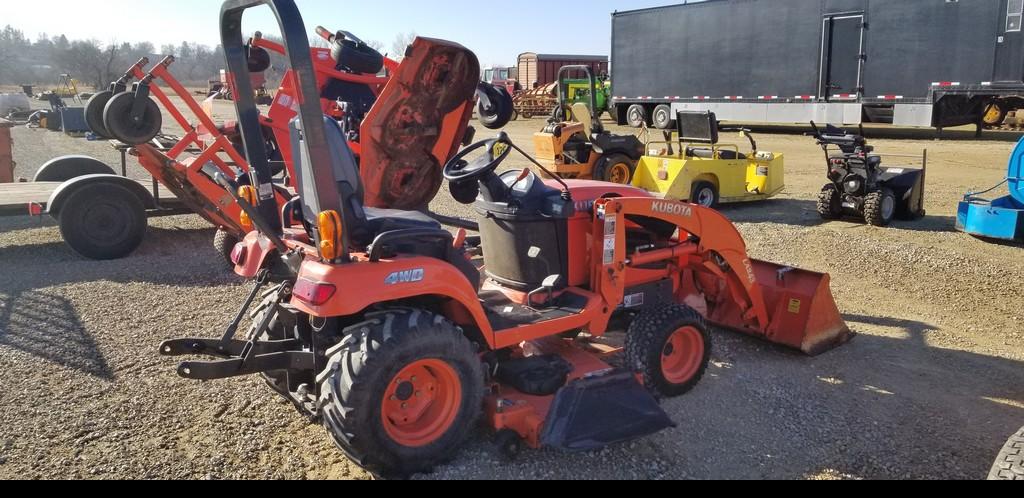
<box><xmin>652</xmin><ymin>104</ymin><xmax>674</xmax><ymax>130</ymax></box>
<box><xmin>57</xmin><ymin>181</ymin><xmax>147</xmax><ymax>260</ymax></box>
<box><xmin>319</xmin><ymin>308</ymin><xmax>484</xmax><ymax>478</ymax></box>
<box><xmin>626</xmin><ymin>104</ymin><xmax>648</xmax><ymax>128</ymax></box>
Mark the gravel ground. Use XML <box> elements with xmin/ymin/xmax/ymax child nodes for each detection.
<box><xmin>0</xmin><ymin>97</ymin><xmax>1022</xmax><ymax>480</ymax></box>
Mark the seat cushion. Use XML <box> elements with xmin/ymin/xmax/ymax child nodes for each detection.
<box><xmin>687</xmin><ymin>147</ymin><xmax>747</xmax><ymax>160</ymax></box>
<box><xmin>363</xmin><ymin>207</ymin><xmax>442</xmax><ymax>237</ymax></box>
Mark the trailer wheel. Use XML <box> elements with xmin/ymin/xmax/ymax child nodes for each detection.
<box><xmin>33</xmin><ymin>155</ymin><xmax>116</xmax><ymax>183</ymax></box>
<box><xmin>626</xmin><ymin>304</ymin><xmax>712</xmax><ymax>399</ymax></box>
<box><xmin>319</xmin><ymin>308</ymin><xmax>484</xmax><ymax>478</ymax></box>
<box><xmin>84</xmin><ymin>90</ymin><xmax>114</xmax><ymax>138</ymax></box>
<box><xmin>58</xmin><ymin>182</ymin><xmax>147</xmax><ymax>260</ymax></box>
<box><xmin>103</xmin><ymin>92</ymin><xmax>163</xmax><ymax>146</ymax></box>
<box><xmin>863</xmin><ymin>188</ymin><xmax>896</xmax><ymax>227</ymax></box>
<box><xmin>213</xmin><ymin>229</ymin><xmax>240</xmax><ymax>268</ymax></box>
<box><xmin>990</xmin><ymin>426</ymin><xmax>1024</xmax><ymax>480</ymax></box>
<box><xmin>983</xmin><ymin>102</ymin><xmax>1008</xmax><ymax>128</ymax></box>
<box><xmin>652</xmin><ymin>105</ymin><xmax>674</xmax><ymax>130</ymax></box>
<box><xmin>691</xmin><ymin>181</ymin><xmax>719</xmax><ymax>209</ymax></box>
<box><xmin>817</xmin><ymin>184</ymin><xmax>843</xmax><ymax>220</ymax></box>
<box><xmin>626</xmin><ymin>104</ymin><xmax>648</xmax><ymax>128</ymax></box>
<box><xmin>595</xmin><ymin>153</ymin><xmax>637</xmax><ymax>185</ymax></box>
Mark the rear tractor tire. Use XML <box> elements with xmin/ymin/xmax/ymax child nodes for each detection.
<box><xmin>58</xmin><ymin>182</ymin><xmax>147</xmax><ymax>260</ymax></box>
<box><xmin>626</xmin><ymin>304</ymin><xmax>712</xmax><ymax>399</ymax></box>
<box><xmin>863</xmin><ymin>188</ymin><xmax>897</xmax><ymax>227</ymax></box>
<box><xmin>817</xmin><ymin>184</ymin><xmax>843</xmax><ymax>220</ymax></box>
<box><xmin>319</xmin><ymin>308</ymin><xmax>484</xmax><ymax>478</ymax></box>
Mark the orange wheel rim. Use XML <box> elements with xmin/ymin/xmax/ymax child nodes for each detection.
<box><xmin>984</xmin><ymin>105</ymin><xmax>1003</xmax><ymax>125</ymax></box>
<box><xmin>609</xmin><ymin>163</ymin><xmax>632</xmax><ymax>184</ymax></box>
<box><xmin>381</xmin><ymin>359</ymin><xmax>462</xmax><ymax>448</ymax></box>
<box><xmin>661</xmin><ymin>326</ymin><xmax>704</xmax><ymax>384</ymax></box>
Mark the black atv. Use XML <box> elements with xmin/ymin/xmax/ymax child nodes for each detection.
<box><xmin>810</xmin><ymin>122</ymin><xmax>927</xmax><ymax>227</ymax></box>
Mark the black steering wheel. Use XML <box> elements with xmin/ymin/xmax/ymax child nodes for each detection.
<box><xmin>443</xmin><ymin>132</ymin><xmax>513</xmax><ymax>183</ymax></box>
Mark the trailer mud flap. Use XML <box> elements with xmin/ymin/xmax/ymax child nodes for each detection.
<box><xmin>540</xmin><ymin>370</ymin><xmax>674</xmax><ymax>451</ymax></box>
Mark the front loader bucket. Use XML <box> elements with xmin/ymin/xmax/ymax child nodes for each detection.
<box><xmin>706</xmin><ymin>260</ymin><xmax>852</xmax><ymax>355</ymax></box>
<box><xmin>754</xmin><ymin>261</ymin><xmax>851</xmax><ymax>355</ymax></box>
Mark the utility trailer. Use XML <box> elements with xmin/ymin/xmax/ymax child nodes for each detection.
<box><xmin>611</xmin><ymin>0</ymin><xmax>1024</xmax><ymax>133</ymax></box>
<box><xmin>517</xmin><ymin>53</ymin><xmax>609</xmax><ymax>88</ymax></box>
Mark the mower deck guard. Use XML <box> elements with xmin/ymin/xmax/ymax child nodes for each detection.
<box><xmin>704</xmin><ymin>260</ymin><xmax>851</xmax><ymax>355</ymax></box>
<box><xmin>540</xmin><ymin>370</ymin><xmax>675</xmax><ymax>451</ymax></box>
<box><xmin>359</xmin><ymin>37</ymin><xmax>479</xmax><ymax>210</ymax></box>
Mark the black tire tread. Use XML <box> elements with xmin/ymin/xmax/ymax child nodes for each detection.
<box><xmin>595</xmin><ymin>153</ymin><xmax>637</xmax><ymax>184</ymax></box>
<box><xmin>691</xmin><ymin>181</ymin><xmax>719</xmax><ymax>209</ymax></box>
<box><xmin>213</xmin><ymin>229</ymin><xmax>239</xmax><ymax>269</ymax></box>
<box><xmin>817</xmin><ymin>184</ymin><xmax>843</xmax><ymax>220</ymax></box>
<box><xmin>318</xmin><ymin>308</ymin><xmax>483</xmax><ymax>478</ymax></box>
<box><xmin>103</xmin><ymin>92</ymin><xmax>162</xmax><ymax>146</ymax></box>
<box><xmin>990</xmin><ymin>426</ymin><xmax>1024</xmax><ymax>480</ymax></box>
<box><xmin>863</xmin><ymin>188</ymin><xmax>895</xmax><ymax>227</ymax></box>
<box><xmin>625</xmin><ymin>304</ymin><xmax>712</xmax><ymax>399</ymax></box>
<box><xmin>33</xmin><ymin>155</ymin><xmax>116</xmax><ymax>183</ymax></box>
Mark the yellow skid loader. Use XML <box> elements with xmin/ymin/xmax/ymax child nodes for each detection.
<box><xmin>633</xmin><ymin>111</ymin><xmax>784</xmax><ymax>208</ymax></box>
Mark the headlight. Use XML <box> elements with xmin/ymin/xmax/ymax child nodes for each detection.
<box><xmin>843</xmin><ymin>175</ymin><xmax>864</xmax><ymax>194</ymax></box>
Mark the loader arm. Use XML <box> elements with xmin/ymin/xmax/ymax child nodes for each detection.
<box><xmin>592</xmin><ymin>196</ymin><xmax>849</xmax><ymax>355</ymax></box>
<box><xmin>595</xmin><ymin>197</ymin><xmax>770</xmax><ymax>331</ymax></box>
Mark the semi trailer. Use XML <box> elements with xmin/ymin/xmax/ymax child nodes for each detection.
<box><xmin>611</xmin><ymin>0</ymin><xmax>1024</xmax><ymax>132</ymax></box>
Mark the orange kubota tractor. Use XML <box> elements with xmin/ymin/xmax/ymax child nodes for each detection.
<box><xmin>161</xmin><ymin>0</ymin><xmax>852</xmax><ymax>478</ymax></box>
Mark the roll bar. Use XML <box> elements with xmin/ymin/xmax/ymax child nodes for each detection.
<box><xmin>557</xmin><ymin>65</ymin><xmax>603</xmax><ymax>134</ymax></box>
<box><xmin>220</xmin><ymin>0</ymin><xmax>348</xmax><ymax>259</ymax></box>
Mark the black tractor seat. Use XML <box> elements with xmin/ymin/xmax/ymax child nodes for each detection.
<box><xmin>686</xmin><ymin>147</ymin><xmax>747</xmax><ymax>160</ymax></box>
<box><xmin>287</xmin><ymin>115</ymin><xmax>480</xmax><ymax>289</ymax></box>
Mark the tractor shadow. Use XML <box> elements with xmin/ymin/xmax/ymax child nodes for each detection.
<box><xmin>0</xmin><ymin>224</ymin><xmax>240</xmax><ymax>380</ymax></box>
<box><xmin>677</xmin><ymin>313</ymin><xmax>1024</xmax><ymax>480</ymax></box>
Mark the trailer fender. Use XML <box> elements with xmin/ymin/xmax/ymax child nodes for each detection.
<box><xmin>33</xmin><ymin>155</ymin><xmax>115</xmax><ymax>183</ymax></box>
<box><xmin>46</xmin><ymin>174</ymin><xmax>156</xmax><ymax>217</ymax></box>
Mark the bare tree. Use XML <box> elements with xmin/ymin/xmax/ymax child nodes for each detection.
<box><xmin>391</xmin><ymin>31</ymin><xmax>417</xmax><ymax>57</ymax></box>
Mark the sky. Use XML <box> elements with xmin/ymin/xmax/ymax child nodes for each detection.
<box><xmin>4</xmin><ymin>0</ymin><xmax>681</xmax><ymax>66</ymax></box>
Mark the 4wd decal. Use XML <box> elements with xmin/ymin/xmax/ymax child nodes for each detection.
<box><xmin>651</xmin><ymin>200</ymin><xmax>693</xmax><ymax>217</ymax></box>
<box><xmin>385</xmin><ymin>269</ymin><xmax>425</xmax><ymax>285</ymax></box>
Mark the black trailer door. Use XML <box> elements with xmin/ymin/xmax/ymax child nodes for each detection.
<box><xmin>820</xmin><ymin>14</ymin><xmax>865</xmax><ymax>100</ymax></box>
<box><xmin>995</xmin><ymin>0</ymin><xmax>1024</xmax><ymax>82</ymax></box>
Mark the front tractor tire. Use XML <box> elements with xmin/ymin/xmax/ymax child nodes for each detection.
<box><xmin>817</xmin><ymin>184</ymin><xmax>843</xmax><ymax>220</ymax></box>
<box><xmin>863</xmin><ymin>188</ymin><xmax>897</xmax><ymax>227</ymax></box>
<box><xmin>318</xmin><ymin>308</ymin><xmax>484</xmax><ymax>478</ymax></box>
<box><xmin>626</xmin><ymin>305</ymin><xmax>712</xmax><ymax>399</ymax></box>
<box><xmin>213</xmin><ymin>229</ymin><xmax>240</xmax><ymax>269</ymax></box>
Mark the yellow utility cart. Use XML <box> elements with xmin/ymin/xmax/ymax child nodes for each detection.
<box><xmin>633</xmin><ymin>111</ymin><xmax>784</xmax><ymax>208</ymax></box>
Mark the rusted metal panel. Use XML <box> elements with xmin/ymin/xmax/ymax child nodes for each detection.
<box><xmin>0</xmin><ymin>119</ymin><xmax>14</xmax><ymax>184</ymax></box>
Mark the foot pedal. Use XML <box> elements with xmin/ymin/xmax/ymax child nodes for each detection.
<box><xmin>541</xmin><ymin>370</ymin><xmax>675</xmax><ymax>451</ymax></box>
